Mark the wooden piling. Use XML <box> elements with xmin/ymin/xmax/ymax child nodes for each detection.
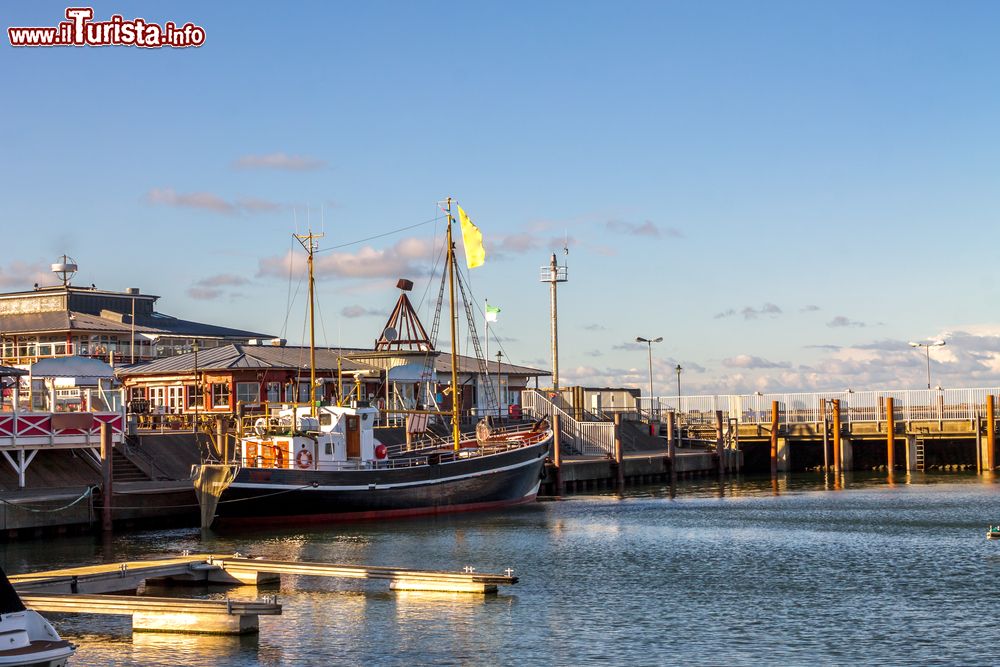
<box><xmin>832</xmin><ymin>399</ymin><xmax>842</xmax><ymax>475</ymax></box>
<box><xmin>988</xmin><ymin>395</ymin><xmax>996</xmax><ymax>471</ymax></box>
<box><xmin>552</xmin><ymin>413</ymin><xmax>563</xmax><ymax>494</ymax></box>
<box><xmin>769</xmin><ymin>401</ymin><xmax>779</xmax><ymax>477</ymax></box>
<box><xmin>976</xmin><ymin>414</ymin><xmax>983</xmax><ymax>474</ymax></box>
<box><xmin>666</xmin><ymin>411</ymin><xmax>676</xmax><ymax>482</ymax></box>
<box><xmin>216</xmin><ymin>416</ymin><xmax>228</xmax><ymax>464</ymax></box>
<box><xmin>613</xmin><ymin>413</ymin><xmax>624</xmax><ymax>488</ymax></box>
<box><xmin>820</xmin><ymin>399</ymin><xmax>829</xmax><ymax>472</ymax></box>
<box><xmin>100</xmin><ymin>422</ymin><xmax>112</xmax><ymax>533</ymax></box>
<box><xmin>886</xmin><ymin>396</ymin><xmax>895</xmax><ymax>472</ymax></box>
<box><xmin>715</xmin><ymin>410</ymin><xmax>725</xmax><ymax>477</ymax></box>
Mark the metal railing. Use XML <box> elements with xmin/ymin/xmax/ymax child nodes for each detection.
<box><xmin>523</xmin><ymin>390</ymin><xmax>615</xmax><ymax>456</ymax></box>
<box><xmin>639</xmin><ymin>387</ymin><xmax>1000</xmax><ymax>425</ymax></box>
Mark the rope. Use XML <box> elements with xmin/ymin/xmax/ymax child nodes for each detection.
<box><xmin>0</xmin><ymin>486</ymin><xmax>93</xmax><ymax>513</ymax></box>
<box><xmin>316</xmin><ymin>215</ymin><xmax>443</xmax><ymax>253</ymax></box>
<box><xmin>104</xmin><ymin>482</ymin><xmax>320</xmax><ymax>510</ymax></box>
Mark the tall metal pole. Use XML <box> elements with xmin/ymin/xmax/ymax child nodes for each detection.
<box><xmin>446</xmin><ymin>199</ymin><xmax>461</xmax><ymax>451</ymax></box>
<box><xmin>646</xmin><ymin>341</ymin><xmax>654</xmax><ymax>407</ymax></box>
<box><xmin>130</xmin><ymin>296</ymin><xmax>135</xmax><ymax>364</ymax></box>
<box><xmin>925</xmin><ymin>347</ymin><xmax>931</xmax><ymax>390</ymax></box>
<box><xmin>549</xmin><ymin>253</ymin><xmax>560</xmax><ymax>390</ymax></box>
<box><xmin>496</xmin><ymin>350</ymin><xmax>503</xmax><ymax>421</ymax></box>
<box><xmin>675</xmin><ymin>364</ymin><xmax>682</xmax><ymax>412</ymax></box>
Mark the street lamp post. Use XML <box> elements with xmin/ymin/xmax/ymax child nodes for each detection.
<box><xmin>635</xmin><ymin>336</ymin><xmax>662</xmax><ymax>417</ymax></box>
<box><xmin>908</xmin><ymin>340</ymin><xmax>946</xmax><ymax>389</ymax></box>
<box><xmin>675</xmin><ymin>364</ymin><xmax>682</xmax><ymax>411</ymax></box>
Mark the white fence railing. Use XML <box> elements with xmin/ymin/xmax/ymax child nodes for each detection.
<box><xmin>523</xmin><ymin>390</ymin><xmax>615</xmax><ymax>457</ymax></box>
<box><xmin>640</xmin><ymin>388</ymin><xmax>1000</xmax><ymax>425</ymax></box>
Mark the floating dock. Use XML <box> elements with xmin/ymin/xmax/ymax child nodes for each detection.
<box><xmin>11</xmin><ymin>553</ymin><xmax>518</xmax><ymax>635</ymax></box>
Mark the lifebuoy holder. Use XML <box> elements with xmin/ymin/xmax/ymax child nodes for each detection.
<box><xmin>296</xmin><ymin>448</ymin><xmax>314</xmax><ymax>469</ymax></box>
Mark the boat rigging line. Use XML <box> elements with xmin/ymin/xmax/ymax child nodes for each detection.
<box><xmin>315</xmin><ymin>214</ymin><xmax>444</xmax><ymax>253</ymax></box>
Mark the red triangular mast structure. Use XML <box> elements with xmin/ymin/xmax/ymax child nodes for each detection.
<box><xmin>375</xmin><ymin>279</ymin><xmax>433</xmax><ymax>352</ymax></box>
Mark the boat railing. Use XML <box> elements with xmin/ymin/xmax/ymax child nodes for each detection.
<box><xmin>381</xmin><ymin>420</ymin><xmax>549</xmax><ymax>458</ymax></box>
<box><xmin>239</xmin><ymin>436</ymin><xmax>541</xmax><ymax>472</ymax></box>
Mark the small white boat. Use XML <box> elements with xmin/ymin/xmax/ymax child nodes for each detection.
<box><xmin>987</xmin><ymin>525</ymin><xmax>1000</xmax><ymax>540</ymax></box>
<box><xmin>0</xmin><ymin>569</ymin><xmax>74</xmax><ymax>667</ymax></box>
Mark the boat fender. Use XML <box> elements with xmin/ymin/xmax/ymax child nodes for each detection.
<box><xmin>374</xmin><ymin>444</ymin><xmax>388</xmax><ymax>460</ymax></box>
<box><xmin>296</xmin><ymin>449</ymin><xmax>313</xmax><ymax>469</ymax></box>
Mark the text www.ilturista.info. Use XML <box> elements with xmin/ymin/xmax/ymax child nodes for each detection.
<box><xmin>8</xmin><ymin>7</ymin><xmax>205</xmax><ymax>48</ymax></box>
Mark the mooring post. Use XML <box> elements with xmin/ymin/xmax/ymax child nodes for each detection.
<box><xmin>988</xmin><ymin>395</ymin><xmax>996</xmax><ymax>471</ymax></box>
<box><xmin>715</xmin><ymin>410</ymin><xmax>725</xmax><ymax>477</ymax></box>
<box><xmin>216</xmin><ymin>416</ymin><xmax>228</xmax><ymax>463</ymax></box>
<box><xmin>101</xmin><ymin>421</ymin><xmax>113</xmax><ymax>533</ymax></box>
<box><xmin>666</xmin><ymin>410</ymin><xmax>676</xmax><ymax>482</ymax></box>
<box><xmin>552</xmin><ymin>412</ymin><xmax>563</xmax><ymax>494</ymax></box>
<box><xmin>613</xmin><ymin>413</ymin><xmax>624</xmax><ymax>489</ymax></box>
<box><xmin>832</xmin><ymin>399</ymin><xmax>842</xmax><ymax>475</ymax></box>
<box><xmin>820</xmin><ymin>399</ymin><xmax>829</xmax><ymax>473</ymax></box>
<box><xmin>975</xmin><ymin>413</ymin><xmax>983</xmax><ymax>474</ymax></box>
<box><xmin>769</xmin><ymin>401</ymin><xmax>779</xmax><ymax>477</ymax></box>
<box><xmin>886</xmin><ymin>396</ymin><xmax>895</xmax><ymax>473</ymax></box>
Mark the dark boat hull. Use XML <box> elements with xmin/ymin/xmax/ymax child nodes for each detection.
<box><xmin>213</xmin><ymin>440</ymin><xmax>549</xmax><ymax>525</ymax></box>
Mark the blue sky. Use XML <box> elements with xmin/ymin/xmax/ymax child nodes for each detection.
<box><xmin>3</xmin><ymin>1</ymin><xmax>1000</xmax><ymax>395</ymax></box>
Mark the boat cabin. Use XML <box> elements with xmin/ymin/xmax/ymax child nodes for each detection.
<box><xmin>242</xmin><ymin>404</ymin><xmax>383</xmax><ymax>471</ymax></box>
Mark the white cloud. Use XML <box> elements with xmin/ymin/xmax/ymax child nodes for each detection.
<box><xmin>0</xmin><ymin>261</ymin><xmax>52</xmax><ymax>289</ymax></box>
<box><xmin>257</xmin><ymin>237</ymin><xmax>437</xmax><ymax>281</ymax></box>
<box><xmin>146</xmin><ymin>188</ymin><xmax>282</xmax><ymax>215</ymax></box>
<box><xmin>232</xmin><ymin>153</ymin><xmax>326</xmax><ymax>171</ymax></box>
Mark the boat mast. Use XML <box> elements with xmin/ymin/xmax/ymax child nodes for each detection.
<box><xmin>445</xmin><ymin>198</ymin><xmax>461</xmax><ymax>451</ymax></box>
<box><xmin>295</xmin><ymin>230</ymin><xmax>323</xmax><ymax>417</ymax></box>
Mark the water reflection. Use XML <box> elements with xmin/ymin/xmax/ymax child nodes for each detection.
<box><xmin>14</xmin><ymin>472</ymin><xmax>1000</xmax><ymax>666</ymax></box>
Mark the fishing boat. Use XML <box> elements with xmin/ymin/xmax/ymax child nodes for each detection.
<box><xmin>987</xmin><ymin>525</ymin><xmax>1000</xmax><ymax>540</ymax></box>
<box><xmin>0</xmin><ymin>568</ymin><xmax>74</xmax><ymax>667</ymax></box>
<box><xmin>193</xmin><ymin>198</ymin><xmax>553</xmax><ymax>526</ymax></box>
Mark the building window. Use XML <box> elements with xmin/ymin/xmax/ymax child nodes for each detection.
<box><xmin>211</xmin><ymin>383</ymin><xmax>230</xmax><ymax>409</ymax></box>
<box><xmin>129</xmin><ymin>387</ymin><xmax>145</xmax><ymax>401</ymax></box>
<box><xmin>266</xmin><ymin>382</ymin><xmax>282</xmax><ymax>403</ymax></box>
<box><xmin>186</xmin><ymin>385</ymin><xmax>203</xmax><ymax>410</ymax></box>
<box><xmin>149</xmin><ymin>387</ymin><xmax>166</xmax><ymax>409</ymax></box>
<box><xmin>236</xmin><ymin>382</ymin><xmax>259</xmax><ymax>404</ymax></box>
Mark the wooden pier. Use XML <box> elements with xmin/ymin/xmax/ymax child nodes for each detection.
<box><xmin>10</xmin><ymin>553</ymin><xmax>518</xmax><ymax>634</ymax></box>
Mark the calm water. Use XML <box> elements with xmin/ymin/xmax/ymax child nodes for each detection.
<box><xmin>6</xmin><ymin>473</ymin><xmax>1000</xmax><ymax>666</ymax></box>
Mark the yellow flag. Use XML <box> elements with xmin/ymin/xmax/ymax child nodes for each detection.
<box><xmin>456</xmin><ymin>204</ymin><xmax>485</xmax><ymax>269</ymax></box>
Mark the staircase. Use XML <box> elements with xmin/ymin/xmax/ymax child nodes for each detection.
<box><xmin>618</xmin><ymin>420</ymin><xmax>665</xmax><ymax>453</ymax></box>
<box><xmin>112</xmin><ymin>449</ymin><xmax>151</xmax><ymax>482</ymax></box>
<box><xmin>522</xmin><ymin>389</ymin><xmax>615</xmax><ymax>457</ymax></box>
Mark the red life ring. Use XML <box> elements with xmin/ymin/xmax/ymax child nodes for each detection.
<box><xmin>295</xmin><ymin>448</ymin><xmax>314</xmax><ymax>469</ymax></box>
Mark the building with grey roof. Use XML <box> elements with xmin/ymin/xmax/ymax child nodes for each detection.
<box><xmin>0</xmin><ymin>282</ymin><xmax>269</xmax><ymax>368</ymax></box>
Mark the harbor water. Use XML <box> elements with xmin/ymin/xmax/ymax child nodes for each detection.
<box><xmin>7</xmin><ymin>473</ymin><xmax>1000</xmax><ymax>666</ymax></box>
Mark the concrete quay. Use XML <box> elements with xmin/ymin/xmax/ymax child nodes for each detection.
<box><xmin>541</xmin><ymin>448</ymin><xmax>727</xmax><ymax>495</ymax></box>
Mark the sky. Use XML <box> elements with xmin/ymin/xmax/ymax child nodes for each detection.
<box><xmin>3</xmin><ymin>1</ymin><xmax>1000</xmax><ymax>396</ymax></box>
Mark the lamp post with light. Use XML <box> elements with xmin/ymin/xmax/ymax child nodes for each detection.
<box><xmin>635</xmin><ymin>336</ymin><xmax>662</xmax><ymax>417</ymax></box>
<box><xmin>908</xmin><ymin>340</ymin><xmax>945</xmax><ymax>389</ymax></box>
